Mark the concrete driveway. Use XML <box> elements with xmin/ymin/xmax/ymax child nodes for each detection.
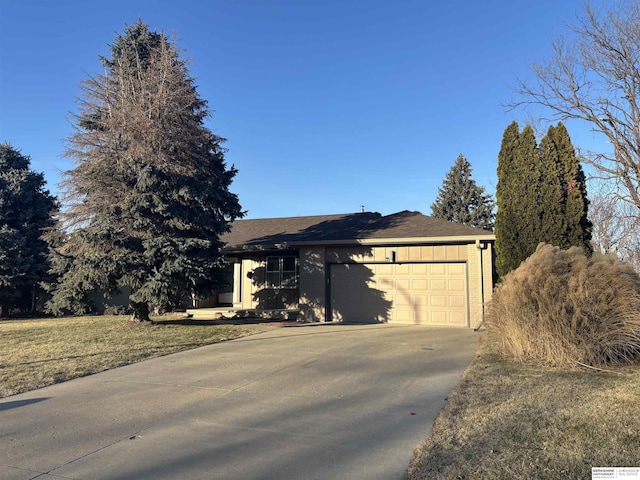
<box><xmin>1</xmin><ymin>323</ymin><xmax>477</xmax><ymax>480</ymax></box>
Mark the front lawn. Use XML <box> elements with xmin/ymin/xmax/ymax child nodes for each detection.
<box><xmin>409</xmin><ymin>348</ymin><xmax>640</xmax><ymax>479</ymax></box>
<box><xmin>0</xmin><ymin>315</ymin><xmax>258</xmax><ymax>398</ymax></box>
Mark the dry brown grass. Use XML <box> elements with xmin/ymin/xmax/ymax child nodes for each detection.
<box><xmin>411</xmin><ymin>244</ymin><xmax>640</xmax><ymax>478</ymax></box>
<box><xmin>0</xmin><ymin>315</ymin><xmax>258</xmax><ymax>398</ymax></box>
<box><xmin>408</xmin><ymin>347</ymin><xmax>640</xmax><ymax>479</ymax></box>
<box><xmin>485</xmin><ymin>243</ymin><xmax>640</xmax><ymax>368</ymax></box>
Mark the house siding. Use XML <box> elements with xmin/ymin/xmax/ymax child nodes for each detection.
<box><xmin>240</xmin><ymin>256</ymin><xmax>258</xmax><ymax>308</ymax></box>
<box><xmin>298</xmin><ymin>246</ymin><xmax>327</xmax><ymax>323</ymax></box>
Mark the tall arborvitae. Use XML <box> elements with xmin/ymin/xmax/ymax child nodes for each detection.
<box><xmin>495</xmin><ymin>121</ymin><xmax>522</xmax><ymax>277</ymax></box>
<box><xmin>514</xmin><ymin>125</ymin><xmax>544</xmax><ymax>263</ymax></box>
<box><xmin>46</xmin><ymin>22</ymin><xmax>243</xmax><ymax>321</ymax></box>
<box><xmin>548</xmin><ymin>123</ymin><xmax>592</xmax><ymax>252</ymax></box>
<box><xmin>539</xmin><ymin>125</ymin><xmax>567</xmax><ymax>246</ymax></box>
<box><xmin>430</xmin><ymin>154</ymin><xmax>495</xmax><ymax>231</ymax></box>
<box><xmin>495</xmin><ymin>122</ymin><xmax>592</xmax><ymax>277</ymax></box>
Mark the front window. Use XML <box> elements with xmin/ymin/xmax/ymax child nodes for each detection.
<box><xmin>266</xmin><ymin>256</ymin><xmax>298</xmax><ymax>288</ymax></box>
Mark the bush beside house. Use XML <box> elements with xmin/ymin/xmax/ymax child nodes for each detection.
<box><xmin>485</xmin><ymin>243</ymin><xmax>640</xmax><ymax>368</ymax></box>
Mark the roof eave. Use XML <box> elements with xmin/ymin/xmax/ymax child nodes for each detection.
<box><xmin>222</xmin><ymin>234</ymin><xmax>495</xmax><ymax>253</ymax></box>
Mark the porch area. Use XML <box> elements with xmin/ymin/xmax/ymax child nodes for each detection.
<box><xmin>186</xmin><ymin>307</ymin><xmax>300</xmax><ymax>322</ymax></box>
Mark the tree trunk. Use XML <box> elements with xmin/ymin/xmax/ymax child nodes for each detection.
<box><xmin>129</xmin><ymin>301</ymin><xmax>152</xmax><ymax>323</ymax></box>
<box><xmin>31</xmin><ymin>285</ymin><xmax>37</xmax><ymax>313</ymax></box>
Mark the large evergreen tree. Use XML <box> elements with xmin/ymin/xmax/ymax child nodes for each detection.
<box><xmin>495</xmin><ymin>121</ymin><xmax>522</xmax><ymax>276</ymax></box>
<box><xmin>513</xmin><ymin>125</ymin><xmax>543</xmax><ymax>263</ymax></box>
<box><xmin>430</xmin><ymin>154</ymin><xmax>495</xmax><ymax>230</ymax></box>
<box><xmin>545</xmin><ymin>123</ymin><xmax>592</xmax><ymax>251</ymax></box>
<box><xmin>539</xmin><ymin>125</ymin><xmax>567</xmax><ymax>246</ymax></box>
<box><xmin>47</xmin><ymin>22</ymin><xmax>243</xmax><ymax>321</ymax></box>
<box><xmin>495</xmin><ymin>122</ymin><xmax>591</xmax><ymax>277</ymax></box>
<box><xmin>0</xmin><ymin>144</ymin><xmax>57</xmax><ymax>316</ymax></box>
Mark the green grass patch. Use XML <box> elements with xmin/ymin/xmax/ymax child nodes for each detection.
<box><xmin>409</xmin><ymin>346</ymin><xmax>640</xmax><ymax>479</ymax></box>
<box><xmin>0</xmin><ymin>315</ymin><xmax>259</xmax><ymax>398</ymax></box>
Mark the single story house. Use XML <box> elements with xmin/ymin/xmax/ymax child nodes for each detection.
<box><xmin>202</xmin><ymin>210</ymin><xmax>495</xmax><ymax>328</ymax></box>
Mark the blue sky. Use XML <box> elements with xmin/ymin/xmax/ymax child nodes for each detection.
<box><xmin>0</xmin><ymin>0</ymin><xmax>608</xmax><ymax>219</ymax></box>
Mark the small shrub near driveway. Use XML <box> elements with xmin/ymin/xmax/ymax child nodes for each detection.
<box><xmin>485</xmin><ymin>243</ymin><xmax>640</xmax><ymax>368</ymax></box>
<box><xmin>0</xmin><ymin>315</ymin><xmax>258</xmax><ymax>398</ymax></box>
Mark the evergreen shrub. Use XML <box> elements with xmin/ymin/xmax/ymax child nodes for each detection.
<box><xmin>485</xmin><ymin>243</ymin><xmax>640</xmax><ymax>368</ymax></box>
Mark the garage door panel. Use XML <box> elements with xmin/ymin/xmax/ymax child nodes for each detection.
<box><xmin>331</xmin><ymin>264</ymin><xmax>390</xmax><ymax>323</ymax></box>
<box><xmin>392</xmin><ymin>264</ymin><xmax>409</xmax><ymax>274</ymax></box>
<box><xmin>412</xmin><ymin>279</ymin><xmax>428</xmax><ymax>291</ymax></box>
<box><xmin>331</xmin><ymin>262</ymin><xmax>468</xmax><ymax>326</ymax></box>
<box><xmin>395</xmin><ymin>295</ymin><xmax>411</xmax><ymax>306</ymax></box>
<box><xmin>395</xmin><ymin>309</ymin><xmax>412</xmax><ymax>322</ymax></box>
<box><xmin>378</xmin><ymin>264</ymin><xmax>394</xmax><ymax>275</ymax></box>
<box><xmin>413</xmin><ymin>295</ymin><xmax>428</xmax><ymax>306</ymax></box>
<box><xmin>450</xmin><ymin>295</ymin><xmax>466</xmax><ymax>307</ymax></box>
<box><xmin>430</xmin><ymin>295</ymin><xmax>447</xmax><ymax>307</ymax></box>
<box><xmin>430</xmin><ymin>264</ymin><xmax>446</xmax><ymax>275</ymax></box>
<box><xmin>412</xmin><ymin>263</ymin><xmax>428</xmax><ymax>274</ymax></box>
<box><xmin>448</xmin><ymin>263</ymin><xmax>466</xmax><ymax>275</ymax></box>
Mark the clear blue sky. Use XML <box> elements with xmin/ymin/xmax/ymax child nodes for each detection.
<box><xmin>0</xmin><ymin>0</ymin><xmax>608</xmax><ymax>219</ymax></box>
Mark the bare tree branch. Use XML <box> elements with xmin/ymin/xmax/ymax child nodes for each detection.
<box><xmin>507</xmin><ymin>1</ymin><xmax>640</xmax><ymax>212</ymax></box>
<box><xmin>589</xmin><ymin>180</ymin><xmax>640</xmax><ymax>270</ymax></box>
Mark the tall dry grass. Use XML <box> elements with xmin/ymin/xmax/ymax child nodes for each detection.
<box><xmin>485</xmin><ymin>243</ymin><xmax>640</xmax><ymax>368</ymax></box>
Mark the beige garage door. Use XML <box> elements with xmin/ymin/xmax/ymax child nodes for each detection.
<box><xmin>330</xmin><ymin>263</ymin><xmax>468</xmax><ymax>326</ymax></box>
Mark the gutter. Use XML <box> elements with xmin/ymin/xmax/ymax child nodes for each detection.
<box><xmin>222</xmin><ymin>235</ymin><xmax>496</xmax><ymax>253</ymax></box>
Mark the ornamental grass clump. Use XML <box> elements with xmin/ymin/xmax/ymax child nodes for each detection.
<box><xmin>486</xmin><ymin>243</ymin><xmax>640</xmax><ymax>368</ymax></box>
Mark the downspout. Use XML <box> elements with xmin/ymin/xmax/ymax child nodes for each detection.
<box><xmin>474</xmin><ymin>239</ymin><xmax>485</xmax><ymax>331</ymax></box>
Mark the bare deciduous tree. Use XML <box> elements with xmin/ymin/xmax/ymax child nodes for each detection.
<box><xmin>589</xmin><ymin>181</ymin><xmax>640</xmax><ymax>270</ymax></box>
<box><xmin>509</xmin><ymin>1</ymin><xmax>640</xmax><ymax>211</ymax></box>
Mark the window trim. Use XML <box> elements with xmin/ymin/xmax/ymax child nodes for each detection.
<box><xmin>265</xmin><ymin>255</ymin><xmax>299</xmax><ymax>289</ymax></box>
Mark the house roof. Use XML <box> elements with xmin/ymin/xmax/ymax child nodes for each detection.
<box><xmin>221</xmin><ymin>210</ymin><xmax>494</xmax><ymax>251</ymax></box>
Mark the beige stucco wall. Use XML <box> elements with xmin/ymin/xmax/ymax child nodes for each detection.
<box><xmin>298</xmin><ymin>246</ymin><xmax>327</xmax><ymax>322</ymax></box>
<box><xmin>239</xmin><ymin>257</ymin><xmax>258</xmax><ymax>308</ymax></box>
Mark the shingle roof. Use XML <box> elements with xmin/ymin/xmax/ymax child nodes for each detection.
<box><xmin>221</xmin><ymin>210</ymin><xmax>494</xmax><ymax>251</ymax></box>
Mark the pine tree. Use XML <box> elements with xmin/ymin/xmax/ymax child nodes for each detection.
<box><xmin>0</xmin><ymin>144</ymin><xmax>58</xmax><ymax>316</ymax></box>
<box><xmin>430</xmin><ymin>154</ymin><xmax>495</xmax><ymax>230</ymax></box>
<box><xmin>46</xmin><ymin>22</ymin><xmax>243</xmax><ymax>321</ymax></box>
